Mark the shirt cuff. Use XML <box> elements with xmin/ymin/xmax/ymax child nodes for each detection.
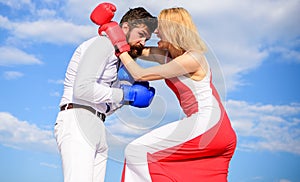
<box><xmin>111</xmin><ymin>87</ymin><xmax>124</xmax><ymax>103</ymax></box>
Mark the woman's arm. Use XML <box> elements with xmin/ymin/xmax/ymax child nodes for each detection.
<box><xmin>138</xmin><ymin>46</ymin><xmax>168</xmax><ymax>64</ymax></box>
<box><xmin>119</xmin><ymin>51</ymin><xmax>206</xmax><ymax>81</ymax></box>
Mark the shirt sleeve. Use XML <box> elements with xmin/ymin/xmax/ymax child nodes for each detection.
<box><xmin>73</xmin><ymin>36</ymin><xmax>123</xmax><ymax>107</ymax></box>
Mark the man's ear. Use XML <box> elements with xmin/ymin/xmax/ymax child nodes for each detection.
<box><xmin>121</xmin><ymin>22</ymin><xmax>130</xmax><ymax>35</ymax></box>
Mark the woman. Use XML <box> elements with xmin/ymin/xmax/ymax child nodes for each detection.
<box><xmin>103</xmin><ymin>7</ymin><xmax>237</xmax><ymax>182</ymax></box>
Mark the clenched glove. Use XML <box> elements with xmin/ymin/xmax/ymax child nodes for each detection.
<box><xmin>121</xmin><ymin>82</ymin><xmax>155</xmax><ymax>108</ymax></box>
<box><xmin>90</xmin><ymin>2</ymin><xmax>116</xmax><ymax>26</ymax></box>
<box><xmin>99</xmin><ymin>21</ymin><xmax>130</xmax><ymax>56</ymax></box>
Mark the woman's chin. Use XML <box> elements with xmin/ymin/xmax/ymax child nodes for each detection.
<box><xmin>157</xmin><ymin>41</ymin><xmax>162</xmax><ymax>48</ymax></box>
<box><xmin>157</xmin><ymin>40</ymin><xmax>168</xmax><ymax>50</ymax></box>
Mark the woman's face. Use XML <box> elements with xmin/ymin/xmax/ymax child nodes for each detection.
<box><xmin>154</xmin><ymin>27</ymin><xmax>169</xmax><ymax>50</ymax></box>
<box><xmin>154</xmin><ymin>25</ymin><xmax>164</xmax><ymax>40</ymax></box>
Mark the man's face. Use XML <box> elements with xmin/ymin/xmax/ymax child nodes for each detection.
<box><xmin>126</xmin><ymin>24</ymin><xmax>151</xmax><ymax>58</ymax></box>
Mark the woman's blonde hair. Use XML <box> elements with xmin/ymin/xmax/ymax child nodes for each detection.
<box><xmin>158</xmin><ymin>7</ymin><xmax>207</xmax><ymax>52</ymax></box>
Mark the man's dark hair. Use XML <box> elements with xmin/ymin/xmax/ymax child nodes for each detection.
<box><xmin>120</xmin><ymin>7</ymin><xmax>157</xmax><ymax>34</ymax></box>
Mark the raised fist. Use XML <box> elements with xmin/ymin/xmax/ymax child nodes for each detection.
<box><xmin>90</xmin><ymin>2</ymin><xmax>116</xmax><ymax>26</ymax></box>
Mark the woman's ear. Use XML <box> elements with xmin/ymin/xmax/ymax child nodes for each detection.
<box><xmin>121</xmin><ymin>22</ymin><xmax>130</xmax><ymax>35</ymax></box>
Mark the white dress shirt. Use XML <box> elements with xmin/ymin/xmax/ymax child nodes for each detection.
<box><xmin>59</xmin><ymin>36</ymin><xmax>123</xmax><ymax>115</ymax></box>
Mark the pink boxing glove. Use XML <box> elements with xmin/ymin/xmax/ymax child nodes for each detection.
<box><xmin>90</xmin><ymin>2</ymin><xmax>116</xmax><ymax>26</ymax></box>
<box><xmin>99</xmin><ymin>21</ymin><xmax>130</xmax><ymax>57</ymax></box>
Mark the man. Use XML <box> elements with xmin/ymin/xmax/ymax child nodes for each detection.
<box><xmin>54</xmin><ymin>3</ymin><xmax>157</xmax><ymax>182</ymax></box>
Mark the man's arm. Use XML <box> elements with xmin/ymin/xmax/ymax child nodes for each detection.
<box><xmin>73</xmin><ymin>36</ymin><xmax>123</xmax><ymax>106</ymax></box>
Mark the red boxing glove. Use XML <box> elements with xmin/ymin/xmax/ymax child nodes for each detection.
<box><xmin>90</xmin><ymin>2</ymin><xmax>116</xmax><ymax>25</ymax></box>
<box><xmin>99</xmin><ymin>21</ymin><xmax>130</xmax><ymax>57</ymax></box>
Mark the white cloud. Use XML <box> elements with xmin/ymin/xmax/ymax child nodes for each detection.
<box><xmin>49</xmin><ymin>91</ymin><xmax>60</xmax><ymax>97</ymax></box>
<box><xmin>48</xmin><ymin>79</ymin><xmax>64</xmax><ymax>84</ymax></box>
<box><xmin>0</xmin><ymin>46</ymin><xmax>42</xmax><ymax>66</ymax></box>
<box><xmin>0</xmin><ymin>0</ymin><xmax>100</xmax><ymax>45</ymax></box>
<box><xmin>61</xmin><ymin>0</ymin><xmax>99</xmax><ymax>24</ymax></box>
<box><xmin>226</xmin><ymin>100</ymin><xmax>300</xmax><ymax>154</ymax></box>
<box><xmin>279</xmin><ymin>179</ymin><xmax>291</xmax><ymax>182</ymax></box>
<box><xmin>268</xmin><ymin>45</ymin><xmax>300</xmax><ymax>64</ymax></box>
<box><xmin>0</xmin><ymin>112</ymin><xmax>57</xmax><ymax>153</ymax></box>
<box><xmin>0</xmin><ymin>18</ymin><xmax>95</xmax><ymax>45</ymax></box>
<box><xmin>3</xmin><ymin>71</ymin><xmax>24</xmax><ymax>80</ymax></box>
<box><xmin>40</xmin><ymin>162</ymin><xmax>59</xmax><ymax>169</ymax></box>
<box><xmin>36</xmin><ymin>9</ymin><xmax>57</xmax><ymax>18</ymax></box>
<box><xmin>0</xmin><ymin>16</ymin><xmax>12</xmax><ymax>29</ymax></box>
<box><xmin>251</xmin><ymin>176</ymin><xmax>264</xmax><ymax>181</ymax></box>
<box><xmin>0</xmin><ymin>0</ymin><xmax>33</xmax><ymax>9</ymax></box>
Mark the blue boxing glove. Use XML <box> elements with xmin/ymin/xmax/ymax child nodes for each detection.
<box><xmin>122</xmin><ymin>81</ymin><xmax>155</xmax><ymax>108</ymax></box>
<box><xmin>118</xmin><ymin>65</ymin><xmax>135</xmax><ymax>84</ymax></box>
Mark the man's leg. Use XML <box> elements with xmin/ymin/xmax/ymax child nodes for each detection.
<box><xmin>55</xmin><ymin>110</ymin><xmax>96</xmax><ymax>182</ymax></box>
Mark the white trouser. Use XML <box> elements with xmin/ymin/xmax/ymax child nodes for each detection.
<box><xmin>54</xmin><ymin>108</ymin><xmax>108</xmax><ymax>182</ymax></box>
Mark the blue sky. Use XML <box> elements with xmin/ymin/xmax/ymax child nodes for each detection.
<box><xmin>0</xmin><ymin>0</ymin><xmax>299</xmax><ymax>182</ymax></box>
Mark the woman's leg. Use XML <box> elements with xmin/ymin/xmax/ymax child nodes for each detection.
<box><xmin>121</xmin><ymin>113</ymin><xmax>207</xmax><ymax>182</ymax></box>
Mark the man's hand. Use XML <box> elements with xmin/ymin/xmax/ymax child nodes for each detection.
<box><xmin>122</xmin><ymin>82</ymin><xmax>155</xmax><ymax>108</ymax></box>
